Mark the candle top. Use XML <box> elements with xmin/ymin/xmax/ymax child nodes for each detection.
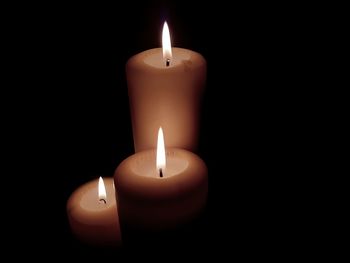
<box><xmin>114</xmin><ymin>148</ymin><xmax>208</xmax><ymax>200</ymax></box>
<box><xmin>78</xmin><ymin>178</ymin><xmax>116</xmax><ymax>212</ymax></box>
<box><xmin>131</xmin><ymin>151</ymin><xmax>189</xmax><ymax>178</ymax></box>
<box><xmin>144</xmin><ymin>48</ymin><xmax>191</xmax><ymax>68</ymax></box>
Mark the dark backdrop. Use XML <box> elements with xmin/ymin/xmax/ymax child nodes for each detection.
<box><xmin>12</xmin><ymin>0</ymin><xmax>309</xmax><ymax>259</ymax></box>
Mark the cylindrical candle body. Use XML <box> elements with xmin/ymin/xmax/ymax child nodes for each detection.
<box><xmin>114</xmin><ymin>148</ymin><xmax>208</xmax><ymax>231</ymax></box>
<box><xmin>126</xmin><ymin>48</ymin><xmax>206</xmax><ymax>152</ymax></box>
<box><xmin>67</xmin><ymin>177</ymin><xmax>122</xmax><ymax>246</ymax></box>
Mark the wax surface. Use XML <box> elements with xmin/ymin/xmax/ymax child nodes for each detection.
<box><xmin>131</xmin><ymin>150</ymin><xmax>188</xmax><ymax>177</ymax></box>
<box><xmin>143</xmin><ymin>48</ymin><xmax>191</xmax><ymax>68</ymax></box>
<box><xmin>80</xmin><ymin>180</ymin><xmax>115</xmax><ymax>211</ymax></box>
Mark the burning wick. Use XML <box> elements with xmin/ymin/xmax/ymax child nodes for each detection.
<box><xmin>99</xmin><ymin>198</ymin><xmax>106</xmax><ymax>204</ymax></box>
<box><xmin>157</xmin><ymin>127</ymin><xmax>165</xmax><ymax>178</ymax></box>
<box><xmin>162</xmin><ymin>22</ymin><xmax>171</xmax><ymax>68</ymax></box>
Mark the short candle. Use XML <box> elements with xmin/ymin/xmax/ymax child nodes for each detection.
<box><xmin>114</xmin><ymin>128</ymin><xmax>208</xmax><ymax>230</ymax></box>
<box><xmin>67</xmin><ymin>177</ymin><xmax>122</xmax><ymax>246</ymax></box>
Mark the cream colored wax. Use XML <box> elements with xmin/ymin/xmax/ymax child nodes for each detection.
<box><xmin>126</xmin><ymin>48</ymin><xmax>206</xmax><ymax>152</ymax></box>
<box><xmin>67</xmin><ymin>177</ymin><xmax>122</xmax><ymax>246</ymax></box>
<box><xmin>114</xmin><ymin>148</ymin><xmax>208</xmax><ymax>230</ymax></box>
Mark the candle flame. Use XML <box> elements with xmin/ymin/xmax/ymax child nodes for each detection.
<box><xmin>162</xmin><ymin>21</ymin><xmax>172</xmax><ymax>65</ymax></box>
<box><xmin>156</xmin><ymin>127</ymin><xmax>166</xmax><ymax>170</ymax></box>
<box><xmin>98</xmin><ymin>176</ymin><xmax>107</xmax><ymax>201</ymax></box>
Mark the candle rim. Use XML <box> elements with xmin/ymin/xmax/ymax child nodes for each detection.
<box><xmin>67</xmin><ymin>177</ymin><xmax>116</xmax><ymax>214</ymax></box>
<box><xmin>114</xmin><ymin>148</ymin><xmax>208</xmax><ymax>200</ymax></box>
<box><xmin>127</xmin><ymin>47</ymin><xmax>206</xmax><ymax>71</ymax></box>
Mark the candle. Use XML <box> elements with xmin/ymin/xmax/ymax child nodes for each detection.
<box><xmin>67</xmin><ymin>177</ymin><xmax>122</xmax><ymax>246</ymax></box>
<box><xmin>114</xmin><ymin>127</ymin><xmax>208</xmax><ymax>230</ymax></box>
<box><xmin>126</xmin><ymin>22</ymin><xmax>206</xmax><ymax>152</ymax></box>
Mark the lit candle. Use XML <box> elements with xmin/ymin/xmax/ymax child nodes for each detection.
<box><xmin>67</xmin><ymin>177</ymin><xmax>122</xmax><ymax>246</ymax></box>
<box><xmin>126</xmin><ymin>22</ymin><xmax>206</xmax><ymax>152</ymax></box>
<box><xmin>114</xmin><ymin>127</ymin><xmax>208</xmax><ymax>230</ymax></box>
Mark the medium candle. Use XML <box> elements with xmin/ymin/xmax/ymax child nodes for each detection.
<box><xmin>126</xmin><ymin>22</ymin><xmax>206</xmax><ymax>152</ymax></box>
<box><xmin>114</xmin><ymin>128</ymin><xmax>208</xmax><ymax>230</ymax></box>
<box><xmin>67</xmin><ymin>177</ymin><xmax>122</xmax><ymax>246</ymax></box>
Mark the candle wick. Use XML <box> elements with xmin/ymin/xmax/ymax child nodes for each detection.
<box><xmin>99</xmin><ymin>198</ymin><xmax>106</xmax><ymax>204</ymax></box>
<box><xmin>159</xmin><ymin>168</ymin><xmax>163</xmax><ymax>178</ymax></box>
<box><xmin>166</xmin><ymin>59</ymin><xmax>170</xmax><ymax>67</ymax></box>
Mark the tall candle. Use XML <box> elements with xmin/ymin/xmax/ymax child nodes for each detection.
<box><xmin>114</xmin><ymin>128</ymin><xmax>208</xmax><ymax>230</ymax></box>
<box><xmin>67</xmin><ymin>177</ymin><xmax>122</xmax><ymax>246</ymax></box>
<box><xmin>126</xmin><ymin>22</ymin><xmax>206</xmax><ymax>152</ymax></box>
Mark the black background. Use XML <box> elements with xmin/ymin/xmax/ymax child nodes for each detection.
<box><xmin>10</xmin><ymin>0</ymin><xmax>311</xmax><ymax>259</ymax></box>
